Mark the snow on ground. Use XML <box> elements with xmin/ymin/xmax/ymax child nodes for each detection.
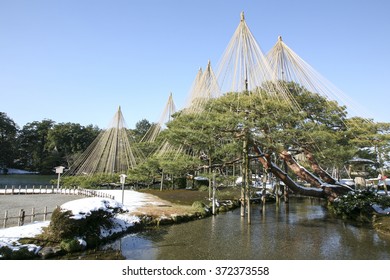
<box><xmin>61</xmin><ymin>196</ymin><xmax>128</xmax><ymax>220</ymax></box>
<box><xmin>0</xmin><ymin>221</ymin><xmax>50</xmax><ymax>255</ymax></box>
<box><xmin>0</xmin><ymin>190</ymin><xmax>163</xmax><ymax>256</ymax></box>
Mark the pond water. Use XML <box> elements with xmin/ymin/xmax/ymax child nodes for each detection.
<box><xmin>103</xmin><ymin>197</ymin><xmax>390</xmax><ymax>260</ymax></box>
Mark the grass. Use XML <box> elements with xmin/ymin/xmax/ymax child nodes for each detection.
<box><xmin>135</xmin><ymin>187</ymin><xmax>242</xmax><ymax>218</ymax></box>
<box><xmin>140</xmin><ymin>187</ymin><xmax>241</xmax><ymax>206</ymax></box>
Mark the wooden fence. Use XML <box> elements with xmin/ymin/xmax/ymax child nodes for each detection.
<box><xmin>0</xmin><ymin>185</ymin><xmax>115</xmax><ymax>199</ymax></box>
<box><xmin>0</xmin><ymin>187</ymin><xmax>115</xmax><ymax>228</ymax></box>
<box><xmin>77</xmin><ymin>188</ymin><xmax>115</xmax><ymax>199</ymax></box>
<box><xmin>2</xmin><ymin>206</ymin><xmax>54</xmax><ymax>228</ymax></box>
<box><xmin>1</xmin><ymin>185</ymin><xmax>79</xmax><ymax>195</ymax></box>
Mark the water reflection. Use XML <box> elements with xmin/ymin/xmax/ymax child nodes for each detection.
<box><xmin>103</xmin><ymin>197</ymin><xmax>390</xmax><ymax>259</ymax></box>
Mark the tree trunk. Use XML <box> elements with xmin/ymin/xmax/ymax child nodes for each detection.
<box><xmin>253</xmin><ymin>145</ymin><xmax>352</xmax><ymax>202</ymax></box>
<box><xmin>258</xmin><ymin>153</ymin><xmax>325</xmax><ymax>198</ymax></box>
<box><xmin>303</xmin><ymin>150</ymin><xmax>337</xmax><ymax>184</ymax></box>
<box><xmin>279</xmin><ymin>150</ymin><xmax>322</xmax><ymax>188</ymax></box>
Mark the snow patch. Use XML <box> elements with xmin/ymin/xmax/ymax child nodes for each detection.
<box><xmin>61</xmin><ymin>197</ymin><xmax>128</xmax><ymax>220</ymax></box>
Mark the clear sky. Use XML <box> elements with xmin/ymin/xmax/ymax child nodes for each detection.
<box><xmin>1</xmin><ymin>0</ymin><xmax>389</xmax><ymax>129</ymax></box>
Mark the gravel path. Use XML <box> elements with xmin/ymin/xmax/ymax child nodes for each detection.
<box><xmin>0</xmin><ymin>194</ymin><xmax>85</xmax><ymax>227</ymax></box>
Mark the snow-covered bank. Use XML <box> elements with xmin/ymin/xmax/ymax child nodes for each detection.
<box><xmin>0</xmin><ymin>190</ymin><xmax>166</xmax><ymax>258</ymax></box>
<box><xmin>0</xmin><ymin>221</ymin><xmax>50</xmax><ymax>256</ymax></box>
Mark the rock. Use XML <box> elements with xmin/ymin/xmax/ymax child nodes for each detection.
<box><xmin>38</xmin><ymin>246</ymin><xmax>63</xmax><ymax>259</ymax></box>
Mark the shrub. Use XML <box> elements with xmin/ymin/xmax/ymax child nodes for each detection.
<box><xmin>192</xmin><ymin>201</ymin><xmax>210</xmax><ymax>217</ymax></box>
<box><xmin>332</xmin><ymin>188</ymin><xmax>390</xmax><ymax>222</ymax></box>
<box><xmin>42</xmin><ymin>207</ymin><xmax>117</xmax><ymax>247</ymax></box>
<box><xmin>198</xmin><ymin>185</ymin><xmax>209</xmax><ymax>192</ymax></box>
<box><xmin>44</xmin><ymin>208</ymin><xmax>77</xmax><ymax>241</ymax></box>
<box><xmin>60</xmin><ymin>238</ymin><xmax>85</xmax><ymax>253</ymax></box>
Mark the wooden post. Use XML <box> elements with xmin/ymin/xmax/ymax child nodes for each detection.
<box><xmin>160</xmin><ymin>170</ymin><xmax>164</xmax><ymax>191</ymax></box>
<box><xmin>275</xmin><ymin>181</ymin><xmax>280</xmax><ymax>204</ymax></box>
<box><xmin>233</xmin><ymin>163</ymin><xmax>236</xmax><ymax>187</ymax></box>
<box><xmin>380</xmin><ymin>169</ymin><xmax>388</xmax><ymax>196</ymax></box>
<box><xmin>262</xmin><ymin>173</ymin><xmax>267</xmax><ymax>204</ymax></box>
<box><xmin>283</xmin><ymin>161</ymin><xmax>289</xmax><ymax>203</ymax></box>
<box><xmin>208</xmin><ymin>157</ymin><xmax>212</xmax><ymax>199</ymax></box>
<box><xmin>241</xmin><ymin>133</ymin><xmax>249</xmax><ymax>219</ymax></box>
<box><xmin>3</xmin><ymin>210</ymin><xmax>8</xmax><ymax>228</ymax></box>
<box><xmin>212</xmin><ymin>172</ymin><xmax>216</xmax><ymax>215</ymax></box>
<box><xmin>31</xmin><ymin>207</ymin><xmax>35</xmax><ymax>223</ymax></box>
<box><xmin>246</xmin><ymin>166</ymin><xmax>251</xmax><ymax>225</ymax></box>
<box><xmin>18</xmin><ymin>209</ymin><xmax>25</xmax><ymax>226</ymax></box>
<box><xmin>240</xmin><ymin>145</ymin><xmax>246</xmax><ymax>218</ymax></box>
<box><xmin>43</xmin><ymin>206</ymin><xmax>48</xmax><ymax>221</ymax></box>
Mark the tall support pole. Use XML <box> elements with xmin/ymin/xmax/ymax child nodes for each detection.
<box><xmin>241</xmin><ymin>50</ymin><xmax>251</xmax><ymax>221</ymax></box>
<box><xmin>112</xmin><ymin>106</ymin><xmax>121</xmax><ymax>173</ymax></box>
<box><xmin>233</xmin><ymin>163</ymin><xmax>236</xmax><ymax>187</ymax></box>
<box><xmin>262</xmin><ymin>172</ymin><xmax>267</xmax><ymax>204</ymax></box>
<box><xmin>246</xmin><ymin>158</ymin><xmax>251</xmax><ymax>225</ymax></box>
<box><xmin>241</xmin><ymin>136</ymin><xmax>247</xmax><ymax>217</ymax></box>
<box><xmin>160</xmin><ymin>170</ymin><xmax>164</xmax><ymax>191</ymax></box>
<box><xmin>208</xmin><ymin>156</ymin><xmax>212</xmax><ymax>200</ymax></box>
<box><xmin>212</xmin><ymin>172</ymin><xmax>216</xmax><ymax>215</ymax></box>
<box><xmin>241</xmin><ymin>131</ymin><xmax>250</xmax><ymax>224</ymax></box>
<box><xmin>283</xmin><ymin>160</ymin><xmax>289</xmax><ymax>203</ymax></box>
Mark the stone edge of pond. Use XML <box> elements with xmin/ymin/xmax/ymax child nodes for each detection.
<box><xmin>372</xmin><ymin>215</ymin><xmax>390</xmax><ymax>237</ymax></box>
<box><xmin>140</xmin><ymin>200</ymin><xmax>240</xmax><ymax>226</ymax></box>
<box><xmin>32</xmin><ymin>199</ymin><xmax>241</xmax><ymax>259</ymax></box>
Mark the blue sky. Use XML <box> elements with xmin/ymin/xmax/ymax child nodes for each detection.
<box><xmin>1</xmin><ymin>0</ymin><xmax>389</xmax><ymax>129</ymax></box>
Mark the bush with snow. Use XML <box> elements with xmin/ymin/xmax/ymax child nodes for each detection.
<box><xmin>332</xmin><ymin>188</ymin><xmax>390</xmax><ymax>222</ymax></box>
<box><xmin>42</xmin><ymin>197</ymin><xmax>129</xmax><ymax>249</ymax></box>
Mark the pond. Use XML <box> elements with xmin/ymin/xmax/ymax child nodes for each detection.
<box><xmin>103</xmin><ymin>197</ymin><xmax>390</xmax><ymax>260</ymax></box>
<box><xmin>0</xmin><ymin>175</ymin><xmax>56</xmax><ymax>187</ymax></box>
